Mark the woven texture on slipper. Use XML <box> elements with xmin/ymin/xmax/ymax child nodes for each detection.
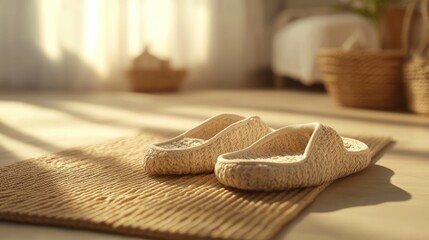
<box><xmin>0</xmin><ymin>133</ymin><xmax>391</xmax><ymax>240</ymax></box>
<box><xmin>143</xmin><ymin>117</ymin><xmax>271</xmax><ymax>175</ymax></box>
<box><xmin>215</xmin><ymin>125</ymin><xmax>374</xmax><ymax>190</ymax></box>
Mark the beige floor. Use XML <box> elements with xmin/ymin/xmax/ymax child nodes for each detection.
<box><xmin>0</xmin><ymin>90</ymin><xmax>428</xmax><ymax>240</ymax></box>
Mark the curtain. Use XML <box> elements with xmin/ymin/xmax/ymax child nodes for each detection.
<box><xmin>0</xmin><ymin>0</ymin><xmax>283</xmax><ymax>91</ymax></box>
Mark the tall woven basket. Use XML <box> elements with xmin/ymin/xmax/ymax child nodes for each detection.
<box><xmin>403</xmin><ymin>0</ymin><xmax>429</xmax><ymax>115</ymax></box>
<box><xmin>318</xmin><ymin>49</ymin><xmax>404</xmax><ymax>110</ymax></box>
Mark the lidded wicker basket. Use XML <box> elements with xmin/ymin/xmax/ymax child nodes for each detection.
<box><xmin>318</xmin><ymin>49</ymin><xmax>404</xmax><ymax>110</ymax></box>
<box><xmin>127</xmin><ymin>47</ymin><xmax>186</xmax><ymax>92</ymax></box>
<box><xmin>403</xmin><ymin>0</ymin><xmax>429</xmax><ymax>115</ymax></box>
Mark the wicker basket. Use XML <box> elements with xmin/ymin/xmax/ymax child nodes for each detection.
<box><xmin>318</xmin><ymin>49</ymin><xmax>404</xmax><ymax>110</ymax></box>
<box><xmin>403</xmin><ymin>0</ymin><xmax>429</xmax><ymax>115</ymax></box>
<box><xmin>127</xmin><ymin>70</ymin><xmax>186</xmax><ymax>92</ymax></box>
<box><xmin>404</xmin><ymin>59</ymin><xmax>429</xmax><ymax>114</ymax></box>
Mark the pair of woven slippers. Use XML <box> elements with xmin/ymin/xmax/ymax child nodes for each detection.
<box><xmin>143</xmin><ymin>114</ymin><xmax>370</xmax><ymax>191</ymax></box>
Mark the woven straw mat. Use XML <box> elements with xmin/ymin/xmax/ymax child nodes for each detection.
<box><xmin>0</xmin><ymin>132</ymin><xmax>392</xmax><ymax>240</ymax></box>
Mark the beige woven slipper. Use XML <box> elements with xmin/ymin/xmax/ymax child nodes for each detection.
<box><xmin>215</xmin><ymin>122</ymin><xmax>370</xmax><ymax>191</ymax></box>
<box><xmin>143</xmin><ymin>113</ymin><xmax>271</xmax><ymax>175</ymax></box>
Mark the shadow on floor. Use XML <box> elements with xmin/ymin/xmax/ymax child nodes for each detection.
<box><xmin>276</xmin><ymin>143</ymin><xmax>412</xmax><ymax>239</ymax></box>
<box><xmin>0</xmin><ymin>121</ymin><xmax>63</xmax><ymax>166</ymax></box>
<box><xmin>0</xmin><ymin>121</ymin><xmax>61</xmax><ymax>153</ymax></box>
<box><xmin>0</xmin><ymin>145</ymin><xmax>20</xmax><ymax>167</ymax></box>
<box><xmin>306</xmin><ymin>141</ymin><xmax>411</xmax><ymax>212</ymax></box>
<box><xmin>311</xmin><ymin>164</ymin><xmax>411</xmax><ymax>213</ymax></box>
